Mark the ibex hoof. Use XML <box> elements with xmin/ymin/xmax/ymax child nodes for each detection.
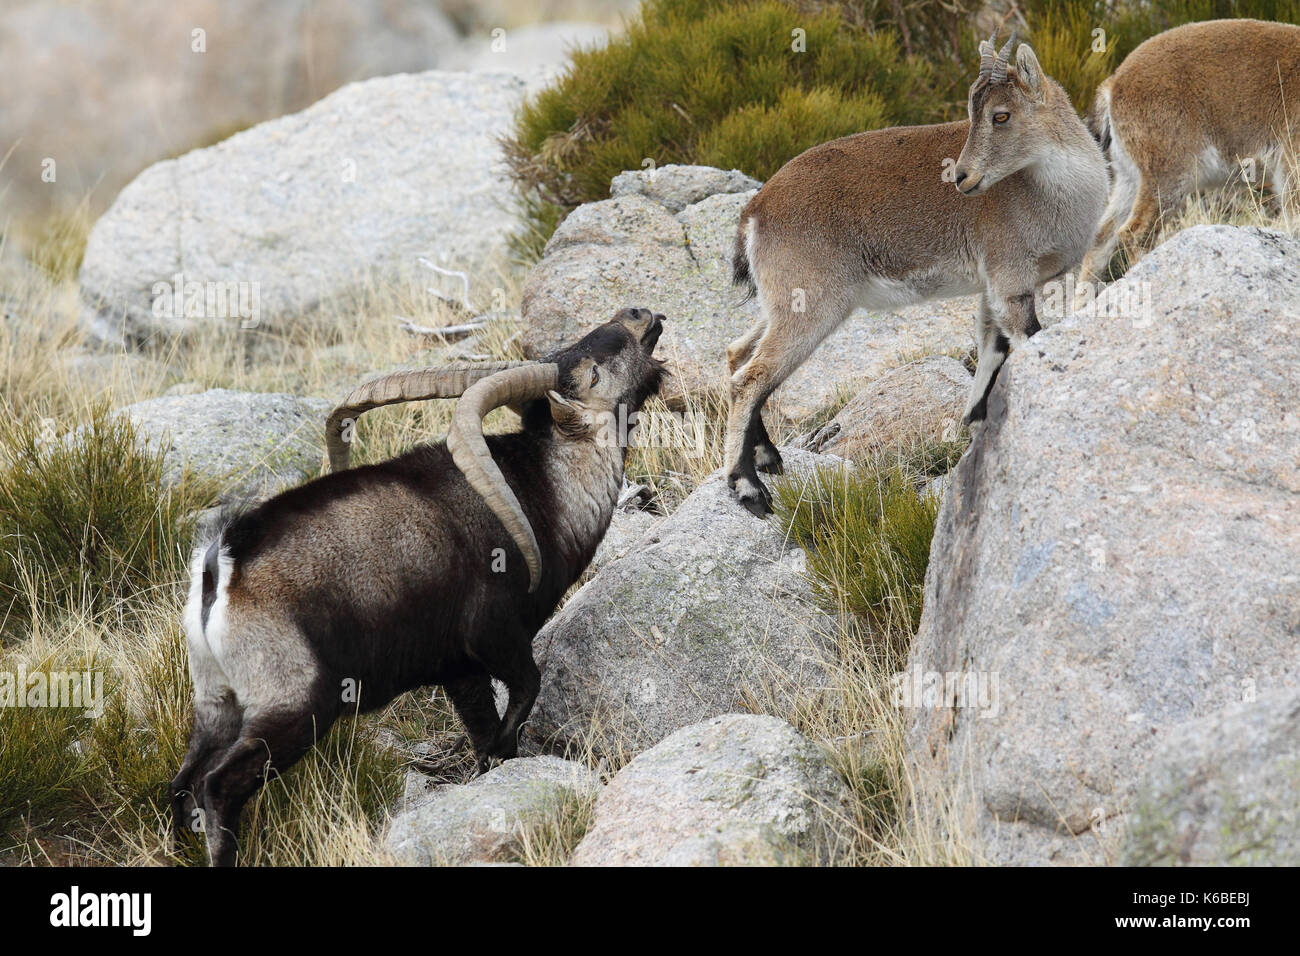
<box><xmin>729</xmin><ymin>472</ymin><xmax>772</xmax><ymax>518</ymax></box>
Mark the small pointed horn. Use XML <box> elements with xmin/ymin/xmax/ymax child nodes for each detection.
<box><xmin>991</xmin><ymin>31</ymin><xmax>1016</xmax><ymax>83</ymax></box>
<box><xmin>446</xmin><ymin>363</ymin><xmax>560</xmax><ymax>593</ymax></box>
<box><xmin>979</xmin><ymin>30</ymin><xmax>997</xmax><ymax>76</ymax></box>
<box><xmin>326</xmin><ymin>361</ymin><xmax>531</xmax><ymax>471</ymax></box>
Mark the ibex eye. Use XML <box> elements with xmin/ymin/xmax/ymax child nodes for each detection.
<box><xmin>590</xmin><ymin>366</ymin><xmax>600</xmax><ymax>388</ymax></box>
<box><xmin>993</xmin><ymin>112</ymin><xmax>1010</xmax><ymax>124</ymax></box>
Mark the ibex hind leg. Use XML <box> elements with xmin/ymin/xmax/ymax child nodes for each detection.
<box><xmin>199</xmin><ymin>708</ymin><xmax>321</xmax><ymax>866</ymax></box>
<box><xmin>1117</xmin><ymin>176</ymin><xmax>1184</xmax><ymax>271</ymax></box>
<box><xmin>473</xmin><ymin>632</ymin><xmax>541</xmax><ymax>764</ymax></box>
<box><xmin>727</xmin><ymin>318</ymin><xmax>782</xmax><ymax>475</ymax></box>
<box><xmin>726</xmin><ymin>292</ymin><xmax>853</xmax><ymax>516</ymax></box>
<box><xmin>170</xmin><ymin>694</ymin><xmax>241</xmax><ymax>853</ymax></box>
<box><xmin>726</xmin><ymin>317</ymin><xmax>766</xmax><ymax>375</ymax></box>
<box><xmin>1080</xmin><ymin>127</ymin><xmax>1141</xmax><ymax>290</ymax></box>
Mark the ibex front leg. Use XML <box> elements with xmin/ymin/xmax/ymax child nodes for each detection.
<box><xmin>963</xmin><ymin>290</ymin><xmax>1039</xmax><ymax>425</ymax></box>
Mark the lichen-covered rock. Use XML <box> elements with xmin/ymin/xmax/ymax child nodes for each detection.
<box><xmin>529</xmin><ymin>447</ymin><xmax>843</xmax><ymax>758</ymax></box>
<box><xmin>609</xmin><ymin>164</ymin><xmax>761</xmax><ymax>213</ymax></box>
<box><xmin>571</xmin><ymin>714</ymin><xmax>850</xmax><ymax>865</ymax></box>
<box><xmin>520</xmin><ymin>166</ymin><xmax>974</xmax><ymax>416</ymax></box>
<box><xmin>588</xmin><ymin>507</ymin><xmax>661</xmax><ymax>575</ymax></box>
<box><xmin>385</xmin><ymin>756</ymin><xmax>601</xmax><ymax>866</ymax></box>
<box><xmin>114</xmin><ymin>388</ymin><xmax>329</xmax><ymax>499</ymax></box>
<box><xmin>801</xmin><ymin>356</ymin><xmax>971</xmax><ymax>461</ymax></box>
<box><xmin>79</xmin><ymin>71</ymin><xmax>527</xmax><ymax>346</ymax></box>
<box><xmin>1123</xmin><ymin>688</ymin><xmax>1300</xmax><ymax>866</ymax></box>
<box><xmin>905</xmin><ymin>226</ymin><xmax>1300</xmax><ymax>865</ymax></box>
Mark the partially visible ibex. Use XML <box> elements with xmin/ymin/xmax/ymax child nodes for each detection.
<box><xmin>172</xmin><ymin>308</ymin><xmax>666</xmax><ymax>865</ymax></box>
<box><xmin>725</xmin><ymin>35</ymin><xmax>1108</xmax><ymax>515</ymax></box>
<box><xmin>1081</xmin><ymin>19</ymin><xmax>1300</xmax><ymax>286</ymax></box>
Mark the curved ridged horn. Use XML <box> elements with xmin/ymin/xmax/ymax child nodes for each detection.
<box><xmin>979</xmin><ymin>30</ymin><xmax>997</xmax><ymax>76</ymax></box>
<box><xmin>446</xmin><ymin>363</ymin><xmax>560</xmax><ymax>593</ymax></box>
<box><xmin>991</xmin><ymin>32</ymin><xmax>1016</xmax><ymax>83</ymax></box>
<box><xmin>326</xmin><ymin>361</ymin><xmax>531</xmax><ymax>471</ymax></box>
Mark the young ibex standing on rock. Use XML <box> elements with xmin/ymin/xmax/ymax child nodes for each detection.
<box><xmin>173</xmin><ymin>308</ymin><xmax>665</xmax><ymax>866</ymax></box>
<box><xmin>1080</xmin><ymin>19</ymin><xmax>1300</xmax><ymax>286</ymax></box>
<box><xmin>725</xmin><ymin>35</ymin><xmax>1107</xmax><ymax>515</ymax></box>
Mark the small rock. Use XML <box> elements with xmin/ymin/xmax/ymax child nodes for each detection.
<box><xmin>571</xmin><ymin>714</ymin><xmax>851</xmax><ymax>865</ymax></box>
<box><xmin>609</xmin><ymin>164</ymin><xmax>761</xmax><ymax>214</ymax></box>
<box><xmin>114</xmin><ymin>388</ymin><xmax>329</xmax><ymax>499</ymax></box>
<box><xmin>385</xmin><ymin>756</ymin><xmax>602</xmax><ymax>866</ymax></box>
<box><xmin>801</xmin><ymin>356</ymin><xmax>971</xmax><ymax>461</ymax></box>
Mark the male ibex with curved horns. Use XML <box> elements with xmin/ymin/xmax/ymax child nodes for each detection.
<box><xmin>724</xmin><ymin>33</ymin><xmax>1108</xmax><ymax>515</ymax></box>
<box><xmin>1080</xmin><ymin>18</ymin><xmax>1300</xmax><ymax>286</ymax></box>
<box><xmin>173</xmin><ymin>308</ymin><xmax>666</xmax><ymax>865</ymax></box>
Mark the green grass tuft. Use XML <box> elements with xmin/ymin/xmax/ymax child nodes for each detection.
<box><xmin>774</xmin><ymin>451</ymin><xmax>945</xmax><ymax>667</ymax></box>
<box><xmin>0</xmin><ymin>405</ymin><xmax>213</xmax><ymax>634</ymax></box>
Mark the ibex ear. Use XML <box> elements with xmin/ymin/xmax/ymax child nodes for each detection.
<box><xmin>546</xmin><ymin>390</ymin><xmax>593</xmax><ymax>437</ymax></box>
<box><xmin>1015</xmin><ymin>44</ymin><xmax>1045</xmax><ymax>101</ymax></box>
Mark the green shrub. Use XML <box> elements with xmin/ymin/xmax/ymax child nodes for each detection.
<box><xmin>503</xmin><ymin>0</ymin><xmax>950</xmax><ymax>260</ymax></box>
<box><xmin>505</xmin><ymin>0</ymin><xmax>1300</xmax><ymax>258</ymax></box>
<box><xmin>0</xmin><ymin>406</ymin><xmax>211</xmax><ymax>631</ymax></box>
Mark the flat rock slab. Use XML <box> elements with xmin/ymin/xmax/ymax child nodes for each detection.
<box><xmin>385</xmin><ymin>756</ymin><xmax>602</xmax><ymax>866</ymax></box>
<box><xmin>571</xmin><ymin>714</ymin><xmax>851</xmax><ymax>865</ymax></box>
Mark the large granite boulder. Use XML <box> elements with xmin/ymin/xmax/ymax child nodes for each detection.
<box><xmin>904</xmin><ymin>226</ymin><xmax>1300</xmax><ymax>865</ymax></box>
<box><xmin>528</xmin><ymin>447</ymin><xmax>844</xmax><ymax>759</ymax></box>
<box><xmin>79</xmin><ymin>71</ymin><xmax>527</xmax><ymax>346</ymax></box>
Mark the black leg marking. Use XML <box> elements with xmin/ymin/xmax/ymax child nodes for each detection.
<box><xmin>171</xmin><ymin>700</ymin><xmax>241</xmax><ymax>853</ymax></box>
<box><xmin>963</xmin><ymin>332</ymin><xmax>1010</xmax><ymax>425</ymax></box>
<box><xmin>199</xmin><ymin>710</ymin><xmax>321</xmax><ymax>867</ymax></box>
<box><xmin>489</xmin><ymin>654</ymin><xmax>540</xmax><ymax>762</ymax></box>
<box><xmin>444</xmin><ymin>673</ymin><xmax>503</xmax><ymax>776</ymax></box>
<box><xmin>728</xmin><ymin>400</ymin><xmax>777</xmax><ymax>517</ymax></box>
<box><xmin>752</xmin><ymin>414</ymin><xmax>784</xmax><ymax>475</ymax></box>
